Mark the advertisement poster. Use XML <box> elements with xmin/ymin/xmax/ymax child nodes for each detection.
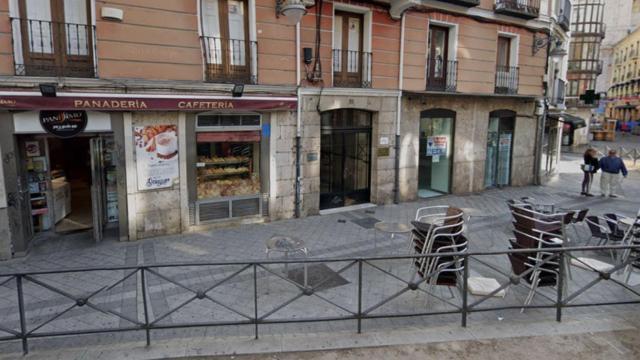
<box><xmin>134</xmin><ymin>125</ymin><xmax>179</xmax><ymax>190</ymax></box>
<box><xmin>426</xmin><ymin>135</ymin><xmax>448</xmax><ymax>156</ymax></box>
<box><xmin>25</xmin><ymin>141</ymin><xmax>41</xmax><ymax>157</ymax></box>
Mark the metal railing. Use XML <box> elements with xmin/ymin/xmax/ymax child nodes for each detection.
<box><xmin>436</xmin><ymin>0</ymin><xmax>480</xmax><ymax>7</ymax></box>
<box><xmin>495</xmin><ymin>65</ymin><xmax>519</xmax><ymax>94</ymax></box>
<box><xmin>1</xmin><ymin>244</ymin><xmax>640</xmax><ymax>355</ymax></box>
<box><xmin>426</xmin><ymin>59</ymin><xmax>458</xmax><ymax>92</ymax></box>
<box><xmin>495</xmin><ymin>0</ymin><xmax>541</xmax><ymax>18</ymax></box>
<box><xmin>332</xmin><ymin>49</ymin><xmax>372</xmax><ymax>88</ymax></box>
<box><xmin>201</xmin><ymin>36</ymin><xmax>257</xmax><ymax>84</ymax></box>
<box><xmin>593</xmin><ymin>146</ymin><xmax>640</xmax><ymax>166</ymax></box>
<box><xmin>10</xmin><ymin>18</ymin><xmax>96</xmax><ymax>77</ymax></box>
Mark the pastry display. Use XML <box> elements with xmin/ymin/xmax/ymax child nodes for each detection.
<box><xmin>196</xmin><ymin>154</ymin><xmax>259</xmax><ymax>200</ymax></box>
<box><xmin>197</xmin><ymin>175</ymin><xmax>260</xmax><ymax>199</ymax></box>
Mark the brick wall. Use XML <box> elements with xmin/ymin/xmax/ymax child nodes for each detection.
<box><xmin>0</xmin><ymin>0</ymin><xmax>11</xmax><ymax>75</ymax></box>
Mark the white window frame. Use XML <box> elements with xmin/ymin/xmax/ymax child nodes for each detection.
<box><xmin>331</xmin><ymin>2</ymin><xmax>372</xmax><ymax>87</ymax></box>
<box><xmin>197</xmin><ymin>0</ymin><xmax>258</xmax><ymax>82</ymax></box>
<box><xmin>497</xmin><ymin>31</ymin><xmax>519</xmax><ymax>68</ymax></box>
<box><xmin>427</xmin><ymin>19</ymin><xmax>458</xmax><ymax>62</ymax></box>
<box><xmin>9</xmin><ymin>0</ymin><xmax>98</xmax><ymax>76</ymax></box>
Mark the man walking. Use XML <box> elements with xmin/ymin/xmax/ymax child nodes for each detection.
<box><xmin>599</xmin><ymin>150</ymin><xmax>628</xmax><ymax>198</ymax></box>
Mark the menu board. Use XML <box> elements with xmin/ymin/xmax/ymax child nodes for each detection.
<box><xmin>134</xmin><ymin>125</ymin><xmax>179</xmax><ymax>190</ymax></box>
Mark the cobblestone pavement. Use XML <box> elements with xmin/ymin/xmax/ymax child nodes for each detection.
<box><xmin>0</xmin><ymin>151</ymin><xmax>639</xmax><ymax>358</ymax></box>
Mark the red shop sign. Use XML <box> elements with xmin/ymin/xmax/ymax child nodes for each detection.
<box><xmin>0</xmin><ymin>93</ymin><xmax>297</xmax><ymax>111</ymax></box>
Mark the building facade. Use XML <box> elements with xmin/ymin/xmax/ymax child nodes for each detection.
<box><xmin>606</xmin><ymin>26</ymin><xmax>640</xmax><ymax>121</ymax></box>
<box><xmin>0</xmin><ymin>0</ymin><xmax>555</xmax><ymax>260</ymax></box>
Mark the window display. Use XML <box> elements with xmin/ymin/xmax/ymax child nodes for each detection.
<box><xmin>196</xmin><ymin>141</ymin><xmax>260</xmax><ymax>199</ymax></box>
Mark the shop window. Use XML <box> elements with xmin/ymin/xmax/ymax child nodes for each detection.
<box><xmin>194</xmin><ymin>113</ymin><xmax>262</xmax><ymax>223</ymax></box>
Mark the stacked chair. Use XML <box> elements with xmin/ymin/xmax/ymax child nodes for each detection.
<box><xmin>507</xmin><ymin>203</ymin><xmax>565</xmax><ymax>311</ymax></box>
<box><xmin>409</xmin><ymin>206</ymin><xmax>467</xmax><ymax>297</ymax></box>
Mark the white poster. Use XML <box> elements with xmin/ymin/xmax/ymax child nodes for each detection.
<box><xmin>134</xmin><ymin>125</ymin><xmax>179</xmax><ymax>190</ymax></box>
<box><xmin>426</xmin><ymin>135</ymin><xmax>448</xmax><ymax>156</ymax></box>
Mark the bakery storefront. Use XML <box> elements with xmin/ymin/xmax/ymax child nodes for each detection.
<box><xmin>0</xmin><ymin>92</ymin><xmax>295</xmax><ymax>259</ymax></box>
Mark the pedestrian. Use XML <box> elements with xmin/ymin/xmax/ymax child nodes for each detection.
<box><xmin>581</xmin><ymin>148</ymin><xmax>599</xmax><ymax>196</ymax></box>
<box><xmin>599</xmin><ymin>149</ymin><xmax>628</xmax><ymax>198</ymax></box>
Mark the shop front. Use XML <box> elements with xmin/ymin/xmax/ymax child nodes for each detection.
<box><xmin>484</xmin><ymin>110</ymin><xmax>515</xmax><ymax>188</ymax></box>
<box><xmin>0</xmin><ymin>92</ymin><xmax>296</xmax><ymax>258</ymax></box>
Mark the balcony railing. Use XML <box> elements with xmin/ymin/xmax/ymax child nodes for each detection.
<box><xmin>494</xmin><ymin>0</ymin><xmax>540</xmax><ymax>19</ymax></box>
<box><xmin>436</xmin><ymin>0</ymin><xmax>480</xmax><ymax>6</ymax></box>
<box><xmin>495</xmin><ymin>65</ymin><xmax>519</xmax><ymax>94</ymax></box>
<box><xmin>568</xmin><ymin>60</ymin><xmax>602</xmax><ymax>75</ymax></box>
<box><xmin>558</xmin><ymin>0</ymin><xmax>572</xmax><ymax>31</ymax></box>
<box><xmin>201</xmin><ymin>36</ymin><xmax>257</xmax><ymax>84</ymax></box>
<box><xmin>426</xmin><ymin>59</ymin><xmax>458</xmax><ymax>92</ymax></box>
<box><xmin>332</xmin><ymin>49</ymin><xmax>372</xmax><ymax>88</ymax></box>
<box><xmin>11</xmin><ymin>18</ymin><xmax>96</xmax><ymax>77</ymax></box>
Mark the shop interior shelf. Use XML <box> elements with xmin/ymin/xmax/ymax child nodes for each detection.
<box><xmin>197</xmin><ymin>158</ymin><xmax>250</xmax><ymax>167</ymax></box>
<box><xmin>199</xmin><ymin>171</ymin><xmax>251</xmax><ymax>180</ymax></box>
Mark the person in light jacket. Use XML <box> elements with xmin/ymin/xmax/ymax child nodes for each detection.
<box><xmin>599</xmin><ymin>150</ymin><xmax>628</xmax><ymax>198</ymax></box>
<box><xmin>581</xmin><ymin>148</ymin><xmax>599</xmax><ymax>196</ymax></box>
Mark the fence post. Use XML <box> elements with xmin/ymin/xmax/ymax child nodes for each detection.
<box><xmin>140</xmin><ymin>267</ymin><xmax>151</xmax><ymax>346</ymax></box>
<box><xmin>253</xmin><ymin>263</ymin><xmax>259</xmax><ymax>340</ymax></box>
<box><xmin>556</xmin><ymin>250</ymin><xmax>564</xmax><ymax>323</ymax></box>
<box><xmin>357</xmin><ymin>259</ymin><xmax>363</xmax><ymax>334</ymax></box>
<box><xmin>461</xmin><ymin>254</ymin><xmax>469</xmax><ymax>327</ymax></box>
<box><xmin>16</xmin><ymin>275</ymin><xmax>28</xmax><ymax>355</ymax></box>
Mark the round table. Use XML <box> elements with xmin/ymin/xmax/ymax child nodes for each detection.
<box><xmin>374</xmin><ymin>222</ymin><xmax>412</xmax><ymax>253</ymax></box>
<box><xmin>265</xmin><ymin>235</ymin><xmax>308</xmax><ymax>289</ymax></box>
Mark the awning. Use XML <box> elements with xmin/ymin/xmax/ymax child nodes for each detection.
<box><xmin>548</xmin><ymin>113</ymin><xmax>587</xmax><ymax>129</ymax></box>
<box><xmin>0</xmin><ymin>91</ymin><xmax>297</xmax><ymax>111</ymax></box>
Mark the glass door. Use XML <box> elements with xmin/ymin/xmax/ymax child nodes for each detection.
<box><xmin>484</xmin><ymin>112</ymin><xmax>515</xmax><ymax>188</ymax></box>
<box><xmin>418</xmin><ymin>110</ymin><xmax>454</xmax><ymax>197</ymax></box>
<box><xmin>320</xmin><ymin>109</ymin><xmax>372</xmax><ymax>210</ymax></box>
<box><xmin>90</xmin><ymin>137</ymin><xmax>104</xmax><ymax>242</ymax></box>
<box><xmin>427</xmin><ymin>25</ymin><xmax>449</xmax><ymax>90</ymax></box>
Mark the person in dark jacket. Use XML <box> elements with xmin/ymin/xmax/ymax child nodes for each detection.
<box><xmin>581</xmin><ymin>148</ymin><xmax>599</xmax><ymax>196</ymax></box>
<box><xmin>599</xmin><ymin>150</ymin><xmax>628</xmax><ymax>198</ymax></box>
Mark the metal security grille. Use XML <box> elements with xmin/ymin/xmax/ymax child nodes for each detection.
<box><xmin>196</xmin><ymin>195</ymin><xmax>262</xmax><ymax>224</ymax></box>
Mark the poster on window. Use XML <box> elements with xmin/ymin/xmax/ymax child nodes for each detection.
<box><xmin>426</xmin><ymin>135</ymin><xmax>448</xmax><ymax>156</ymax></box>
<box><xmin>134</xmin><ymin>125</ymin><xmax>179</xmax><ymax>190</ymax></box>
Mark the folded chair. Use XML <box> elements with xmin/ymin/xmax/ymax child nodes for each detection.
<box><xmin>585</xmin><ymin>216</ymin><xmax>622</xmax><ymax>261</ymax></box>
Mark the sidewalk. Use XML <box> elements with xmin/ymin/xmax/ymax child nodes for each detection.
<box><xmin>0</xmin><ymin>152</ymin><xmax>639</xmax><ymax>359</ymax></box>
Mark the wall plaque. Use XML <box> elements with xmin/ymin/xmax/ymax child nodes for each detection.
<box><xmin>377</xmin><ymin>147</ymin><xmax>390</xmax><ymax>157</ymax></box>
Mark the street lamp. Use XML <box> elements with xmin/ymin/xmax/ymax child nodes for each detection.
<box><xmin>532</xmin><ymin>34</ymin><xmax>567</xmax><ymax>60</ymax></box>
<box><xmin>276</xmin><ymin>0</ymin><xmax>306</xmax><ymax>25</ymax></box>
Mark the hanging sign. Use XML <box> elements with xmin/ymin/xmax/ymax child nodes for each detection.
<box><xmin>134</xmin><ymin>125</ymin><xmax>179</xmax><ymax>190</ymax></box>
<box><xmin>39</xmin><ymin>110</ymin><xmax>87</xmax><ymax>138</ymax></box>
<box><xmin>426</xmin><ymin>135</ymin><xmax>448</xmax><ymax>156</ymax></box>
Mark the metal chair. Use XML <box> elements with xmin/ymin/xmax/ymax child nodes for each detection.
<box><xmin>585</xmin><ymin>216</ymin><xmax>621</xmax><ymax>261</ymax></box>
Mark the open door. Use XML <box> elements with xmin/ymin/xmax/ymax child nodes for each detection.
<box><xmin>90</xmin><ymin>137</ymin><xmax>104</xmax><ymax>243</ymax></box>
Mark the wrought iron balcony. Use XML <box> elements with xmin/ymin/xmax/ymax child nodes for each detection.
<box><xmin>11</xmin><ymin>18</ymin><xmax>96</xmax><ymax>77</ymax></box>
<box><xmin>495</xmin><ymin>65</ymin><xmax>519</xmax><ymax>95</ymax></box>
<box><xmin>494</xmin><ymin>0</ymin><xmax>540</xmax><ymax>19</ymax></box>
<box><xmin>426</xmin><ymin>59</ymin><xmax>458</xmax><ymax>92</ymax></box>
<box><xmin>201</xmin><ymin>36</ymin><xmax>257</xmax><ymax>84</ymax></box>
<box><xmin>435</xmin><ymin>0</ymin><xmax>480</xmax><ymax>7</ymax></box>
<box><xmin>568</xmin><ymin>60</ymin><xmax>603</xmax><ymax>75</ymax></box>
<box><xmin>332</xmin><ymin>49</ymin><xmax>372</xmax><ymax>88</ymax></box>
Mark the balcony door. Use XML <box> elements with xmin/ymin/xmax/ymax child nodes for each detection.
<box><xmin>427</xmin><ymin>25</ymin><xmax>449</xmax><ymax>90</ymax></box>
<box><xmin>333</xmin><ymin>11</ymin><xmax>363</xmax><ymax>87</ymax></box>
<box><xmin>18</xmin><ymin>0</ymin><xmax>93</xmax><ymax>77</ymax></box>
<box><xmin>201</xmin><ymin>0</ymin><xmax>251</xmax><ymax>82</ymax></box>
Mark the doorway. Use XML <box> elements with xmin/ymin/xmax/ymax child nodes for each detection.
<box><xmin>426</xmin><ymin>25</ymin><xmax>450</xmax><ymax>91</ymax></box>
<box><xmin>418</xmin><ymin>109</ymin><xmax>455</xmax><ymax>198</ymax></box>
<box><xmin>320</xmin><ymin>109</ymin><xmax>372</xmax><ymax>210</ymax></box>
<box><xmin>484</xmin><ymin>110</ymin><xmax>515</xmax><ymax>188</ymax></box>
<box><xmin>18</xmin><ymin>134</ymin><xmax>116</xmax><ymax>243</ymax></box>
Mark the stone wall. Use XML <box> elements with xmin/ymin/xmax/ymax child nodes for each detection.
<box><xmin>268</xmin><ymin>111</ymin><xmax>297</xmax><ymax>220</ymax></box>
<box><xmin>400</xmin><ymin>95</ymin><xmax>538</xmax><ymax>200</ymax></box>
<box><xmin>298</xmin><ymin>92</ymin><xmax>399</xmax><ymax>216</ymax></box>
<box><xmin>126</xmin><ymin>112</ymin><xmax>182</xmax><ymax>240</ymax></box>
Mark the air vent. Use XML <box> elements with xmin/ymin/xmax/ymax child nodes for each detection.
<box><xmin>231</xmin><ymin>197</ymin><xmax>261</xmax><ymax>217</ymax></box>
<box><xmin>198</xmin><ymin>200</ymin><xmax>230</xmax><ymax>223</ymax></box>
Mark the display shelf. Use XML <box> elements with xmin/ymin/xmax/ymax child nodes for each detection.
<box><xmin>197</xmin><ymin>158</ymin><xmax>250</xmax><ymax>167</ymax></box>
<box><xmin>198</xmin><ymin>170</ymin><xmax>251</xmax><ymax>181</ymax></box>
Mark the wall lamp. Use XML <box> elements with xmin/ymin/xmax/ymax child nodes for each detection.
<box><xmin>533</xmin><ymin>34</ymin><xmax>567</xmax><ymax>61</ymax></box>
<box><xmin>276</xmin><ymin>0</ymin><xmax>307</xmax><ymax>25</ymax></box>
<box><xmin>232</xmin><ymin>84</ymin><xmax>244</xmax><ymax>97</ymax></box>
<box><xmin>39</xmin><ymin>83</ymin><xmax>57</xmax><ymax>97</ymax></box>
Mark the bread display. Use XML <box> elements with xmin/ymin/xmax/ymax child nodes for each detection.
<box><xmin>197</xmin><ymin>175</ymin><xmax>260</xmax><ymax>199</ymax></box>
<box><xmin>196</xmin><ymin>155</ymin><xmax>259</xmax><ymax>199</ymax></box>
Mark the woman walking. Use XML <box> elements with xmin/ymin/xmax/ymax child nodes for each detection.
<box><xmin>581</xmin><ymin>148</ymin><xmax>599</xmax><ymax>196</ymax></box>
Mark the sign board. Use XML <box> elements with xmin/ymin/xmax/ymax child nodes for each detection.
<box><xmin>377</xmin><ymin>147</ymin><xmax>390</xmax><ymax>157</ymax></box>
<box><xmin>39</xmin><ymin>110</ymin><xmax>87</xmax><ymax>138</ymax></box>
<box><xmin>379</xmin><ymin>136</ymin><xmax>389</xmax><ymax>146</ymax></box>
<box><xmin>134</xmin><ymin>125</ymin><xmax>179</xmax><ymax>190</ymax></box>
<box><xmin>426</xmin><ymin>135</ymin><xmax>448</xmax><ymax>156</ymax></box>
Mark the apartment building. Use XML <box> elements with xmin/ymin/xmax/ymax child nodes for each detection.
<box><xmin>0</xmin><ymin>0</ymin><xmax>558</xmax><ymax>259</ymax></box>
<box><xmin>607</xmin><ymin>26</ymin><xmax>640</xmax><ymax>122</ymax></box>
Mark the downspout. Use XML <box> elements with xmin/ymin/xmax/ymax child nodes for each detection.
<box><xmin>295</xmin><ymin>22</ymin><xmax>302</xmax><ymax>218</ymax></box>
<box><xmin>533</xmin><ymin>33</ymin><xmax>553</xmax><ymax>186</ymax></box>
<box><xmin>394</xmin><ymin>13</ymin><xmax>406</xmax><ymax>204</ymax></box>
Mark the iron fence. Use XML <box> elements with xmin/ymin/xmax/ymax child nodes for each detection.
<box><xmin>201</xmin><ymin>36</ymin><xmax>257</xmax><ymax>84</ymax></box>
<box><xmin>10</xmin><ymin>18</ymin><xmax>96</xmax><ymax>77</ymax></box>
<box><xmin>495</xmin><ymin>65</ymin><xmax>519</xmax><ymax>95</ymax></box>
<box><xmin>593</xmin><ymin>146</ymin><xmax>640</xmax><ymax>166</ymax></box>
<box><xmin>494</xmin><ymin>0</ymin><xmax>541</xmax><ymax>18</ymax></box>
<box><xmin>332</xmin><ymin>49</ymin><xmax>372</xmax><ymax>88</ymax></box>
<box><xmin>1</xmin><ymin>244</ymin><xmax>639</xmax><ymax>355</ymax></box>
<box><xmin>426</xmin><ymin>59</ymin><xmax>458</xmax><ymax>92</ymax></box>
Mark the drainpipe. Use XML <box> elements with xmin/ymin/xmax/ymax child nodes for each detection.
<box><xmin>533</xmin><ymin>34</ymin><xmax>553</xmax><ymax>186</ymax></box>
<box><xmin>295</xmin><ymin>22</ymin><xmax>302</xmax><ymax>218</ymax></box>
<box><xmin>394</xmin><ymin>13</ymin><xmax>406</xmax><ymax>204</ymax></box>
